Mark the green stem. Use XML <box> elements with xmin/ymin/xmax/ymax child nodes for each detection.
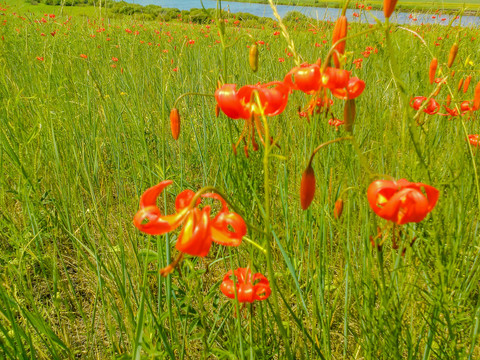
<box><xmin>173</xmin><ymin>92</ymin><xmax>215</xmax><ymax>108</ymax></box>
<box><xmin>253</xmin><ymin>91</ymin><xmax>292</xmax><ymax>358</ymax></box>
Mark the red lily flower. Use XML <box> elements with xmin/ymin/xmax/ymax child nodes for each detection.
<box><xmin>331</xmin><ymin>77</ymin><xmax>366</xmax><ymax>99</ymax></box>
<box><xmin>283</xmin><ymin>62</ymin><xmax>322</xmax><ymax>94</ymax></box>
<box><xmin>220</xmin><ymin>268</ymin><xmax>271</xmax><ymax>303</ymax></box>
<box><xmin>409</xmin><ymin>96</ymin><xmax>440</xmax><ymax>115</ymax></box>
<box><xmin>367</xmin><ymin>179</ymin><xmax>439</xmax><ymax>225</ymax></box>
<box><xmin>215</xmin><ymin>82</ymin><xmax>290</xmax><ymax>120</ymax></box>
<box><xmin>133</xmin><ymin>181</ymin><xmax>246</xmax><ymax>259</ymax></box>
<box><xmin>467</xmin><ymin>134</ymin><xmax>479</xmax><ymax>147</ymax></box>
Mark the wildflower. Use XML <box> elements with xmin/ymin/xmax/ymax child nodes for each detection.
<box><xmin>367</xmin><ymin>179</ymin><xmax>439</xmax><ymax>225</ymax></box>
<box><xmin>36</xmin><ymin>56</ymin><xmax>44</xmax><ymax>61</ymax></box>
<box><xmin>220</xmin><ymin>268</ymin><xmax>271</xmax><ymax>303</ymax></box>
<box><xmin>331</xmin><ymin>77</ymin><xmax>365</xmax><ymax>100</ymax></box>
<box><xmin>80</xmin><ymin>54</ymin><xmax>87</xmax><ymax>59</ymax></box>
<box><xmin>134</xmin><ymin>181</ymin><xmax>247</xmax><ymax>275</ymax></box>
<box><xmin>467</xmin><ymin>134</ymin><xmax>479</xmax><ymax>147</ymax></box>
<box><xmin>112</xmin><ymin>57</ymin><xmax>118</xmax><ymax>62</ymax></box>
<box><xmin>409</xmin><ymin>96</ymin><xmax>440</xmax><ymax>115</ymax></box>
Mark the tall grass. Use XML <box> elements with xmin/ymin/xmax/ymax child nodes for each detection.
<box><xmin>0</xmin><ymin>1</ymin><xmax>480</xmax><ymax>358</ymax></box>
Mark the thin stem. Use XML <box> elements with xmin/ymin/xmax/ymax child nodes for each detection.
<box><xmin>253</xmin><ymin>91</ymin><xmax>292</xmax><ymax>358</ymax></box>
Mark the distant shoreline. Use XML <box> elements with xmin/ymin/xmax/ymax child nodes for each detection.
<box><xmin>219</xmin><ymin>0</ymin><xmax>480</xmax><ymax>15</ymax></box>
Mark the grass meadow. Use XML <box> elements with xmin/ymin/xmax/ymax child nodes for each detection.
<box><xmin>1</xmin><ymin>0</ymin><xmax>480</xmax><ymax>358</ymax></box>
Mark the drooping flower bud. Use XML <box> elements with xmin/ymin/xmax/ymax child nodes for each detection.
<box><xmin>383</xmin><ymin>0</ymin><xmax>398</xmax><ymax>19</ymax></box>
<box><xmin>249</xmin><ymin>44</ymin><xmax>259</xmax><ymax>72</ymax></box>
<box><xmin>332</xmin><ymin>15</ymin><xmax>347</xmax><ymax>68</ymax></box>
<box><xmin>344</xmin><ymin>99</ymin><xmax>356</xmax><ymax>133</ymax></box>
<box><xmin>300</xmin><ymin>164</ymin><xmax>316</xmax><ymax>210</ymax></box>
<box><xmin>170</xmin><ymin>108</ymin><xmax>180</xmax><ymax>140</ymax></box>
<box><xmin>333</xmin><ymin>199</ymin><xmax>344</xmax><ymax>219</ymax></box>
<box><xmin>447</xmin><ymin>42</ymin><xmax>458</xmax><ymax>68</ymax></box>
<box><xmin>474</xmin><ymin>81</ymin><xmax>480</xmax><ymax>110</ymax></box>
<box><xmin>429</xmin><ymin>58</ymin><xmax>437</xmax><ymax>84</ymax></box>
<box><xmin>463</xmin><ymin>75</ymin><xmax>472</xmax><ymax>93</ymax></box>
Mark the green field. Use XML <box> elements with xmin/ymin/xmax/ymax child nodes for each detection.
<box><xmin>1</xmin><ymin>0</ymin><xmax>480</xmax><ymax>358</ymax></box>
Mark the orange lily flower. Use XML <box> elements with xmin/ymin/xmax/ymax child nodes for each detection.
<box><xmin>367</xmin><ymin>179</ymin><xmax>439</xmax><ymax>225</ymax></box>
<box><xmin>220</xmin><ymin>268</ymin><xmax>271</xmax><ymax>303</ymax></box>
<box><xmin>133</xmin><ymin>181</ymin><xmax>246</xmax><ymax>258</ymax></box>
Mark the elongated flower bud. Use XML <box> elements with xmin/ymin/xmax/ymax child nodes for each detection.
<box><xmin>249</xmin><ymin>44</ymin><xmax>259</xmax><ymax>72</ymax></box>
<box><xmin>447</xmin><ymin>42</ymin><xmax>458</xmax><ymax>68</ymax></box>
<box><xmin>446</xmin><ymin>94</ymin><xmax>452</xmax><ymax>107</ymax></box>
<box><xmin>344</xmin><ymin>99</ymin><xmax>356</xmax><ymax>133</ymax></box>
<box><xmin>170</xmin><ymin>108</ymin><xmax>180</xmax><ymax>140</ymax></box>
<box><xmin>457</xmin><ymin>78</ymin><xmax>464</xmax><ymax>92</ymax></box>
<box><xmin>300</xmin><ymin>164</ymin><xmax>316</xmax><ymax>210</ymax></box>
<box><xmin>332</xmin><ymin>15</ymin><xmax>347</xmax><ymax>68</ymax></box>
<box><xmin>429</xmin><ymin>58</ymin><xmax>437</xmax><ymax>84</ymax></box>
<box><xmin>384</xmin><ymin>0</ymin><xmax>398</xmax><ymax>19</ymax></box>
<box><xmin>333</xmin><ymin>199</ymin><xmax>344</xmax><ymax>219</ymax></box>
<box><xmin>463</xmin><ymin>75</ymin><xmax>472</xmax><ymax>93</ymax></box>
<box><xmin>474</xmin><ymin>81</ymin><xmax>480</xmax><ymax>111</ymax></box>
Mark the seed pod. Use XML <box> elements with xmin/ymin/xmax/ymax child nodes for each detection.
<box><xmin>170</xmin><ymin>108</ymin><xmax>180</xmax><ymax>140</ymax></box>
<box><xmin>457</xmin><ymin>78</ymin><xmax>464</xmax><ymax>92</ymax></box>
<box><xmin>429</xmin><ymin>58</ymin><xmax>437</xmax><ymax>84</ymax></box>
<box><xmin>300</xmin><ymin>164</ymin><xmax>316</xmax><ymax>210</ymax></box>
<box><xmin>333</xmin><ymin>199</ymin><xmax>344</xmax><ymax>219</ymax></box>
<box><xmin>474</xmin><ymin>81</ymin><xmax>480</xmax><ymax>110</ymax></box>
<box><xmin>344</xmin><ymin>99</ymin><xmax>356</xmax><ymax>133</ymax></box>
<box><xmin>249</xmin><ymin>44</ymin><xmax>259</xmax><ymax>72</ymax></box>
<box><xmin>384</xmin><ymin>0</ymin><xmax>398</xmax><ymax>19</ymax></box>
<box><xmin>332</xmin><ymin>15</ymin><xmax>347</xmax><ymax>68</ymax></box>
<box><xmin>447</xmin><ymin>42</ymin><xmax>458</xmax><ymax>68</ymax></box>
<box><xmin>463</xmin><ymin>75</ymin><xmax>472</xmax><ymax>93</ymax></box>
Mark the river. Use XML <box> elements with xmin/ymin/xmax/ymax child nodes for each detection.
<box><xmin>122</xmin><ymin>0</ymin><xmax>480</xmax><ymax>26</ymax></box>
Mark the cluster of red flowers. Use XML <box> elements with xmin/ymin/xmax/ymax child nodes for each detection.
<box><xmin>133</xmin><ymin>181</ymin><xmax>271</xmax><ymax>304</ymax></box>
<box><xmin>212</xmin><ymin>61</ymin><xmax>365</xmax><ymax>153</ymax></box>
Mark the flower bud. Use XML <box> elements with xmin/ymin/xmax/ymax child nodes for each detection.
<box><xmin>457</xmin><ymin>78</ymin><xmax>464</xmax><ymax>92</ymax></box>
<box><xmin>344</xmin><ymin>99</ymin><xmax>356</xmax><ymax>133</ymax></box>
<box><xmin>428</xmin><ymin>58</ymin><xmax>437</xmax><ymax>84</ymax></box>
<box><xmin>300</xmin><ymin>164</ymin><xmax>316</xmax><ymax>210</ymax></box>
<box><xmin>333</xmin><ymin>199</ymin><xmax>344</xmax><ymax>219</ymax></box>
<box><xmin>474</xmin><ymin>81</ymin><xmax>480</xmax><ymax>111</ymax></box>
<box><xmin>463</xmin><ymin>75</ymin><xmax>472</xmax><ymax>93</ymax></box>
<box><xmin>249</xmin><ymin>44</ymin><xmax>259</xmax><ymax>72</ymax></box>
<box><xmin>447</xmin><ymin>42</ymin><xmax>458</xmax><ymax>68</ymax></box>
<box><xmin>384</xmin><ymin>0</ymin><xmax>398</xmax><ymax>19</ymax></box>
<box><xmin>170</xmin><ymin>108</ymin><xmax>180</xmax><ymax>140</ymax></box>
<box><xmin>332</xmin><ymin>16</ymin><xmax>347</xmax><ymax>68</ymax></box>
<box><xmin>446</xmin><ymin>94</ymin><xmax>452</xmax><ymax>107</ymax></box>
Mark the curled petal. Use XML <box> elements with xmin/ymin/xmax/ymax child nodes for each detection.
<box><xmin>176</xmin><ymin>207</ymin><xmax>212</xmax><ymax>257</ymax></box>
<box><xmin>367</xmin><ymin>179</ymin><xmax>439</xmax><ymax>225</ymax></box>
<box><xmin>220</xmin><ymin>268</ymin><xmax>271</xmax><ymax>303</ymax></box>
<box><xmin>215</xmin><ymin>84</ymin><xmax>251</xmax><ymax>119</ymax></box>
<box><xmin>210</xmin><ymin>212</ymin><xmax>246</xmax><ymax>246</ymax></box>
<box><xmin>175</xmin><ymin>189</ymin><xmax>197</xmax><ymax>212</ymax></box>
<box><xmin>134</xmin><ymin>181</ymin><xmax>187</xmax><ymax>235</ymax></box>
<box><xmin>322</xmin><ymin>67</ymin><xmax>349</xmax><ymax>90</ymax></box>
<box><xmin>283</xmin><ymin>63</ymin><xmax>321</xmax><ymax>94</ymax></box>
<box><xmin>331</xmin><ymin>77</ymin><xmax>366</xmax><ymax>100</ymax></box>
